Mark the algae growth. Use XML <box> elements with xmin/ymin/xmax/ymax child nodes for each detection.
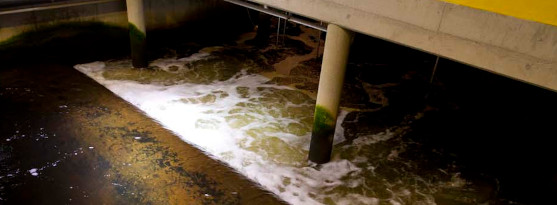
<box><xmin>128</xmin><ymin>23</ymin><xmax>148</xmax><ymax>68</ymax></box>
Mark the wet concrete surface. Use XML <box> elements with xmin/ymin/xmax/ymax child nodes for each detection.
<box><xmin>0</xmin><ymin>63</ymin><xmax>286</xmax><ymax>204</ymax></box>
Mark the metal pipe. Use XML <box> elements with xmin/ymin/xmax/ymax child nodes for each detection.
<box><xmin>282</xmin><ymin>12</ymin><xmax>287</xmax><ymax>44</ymax></box>
<box><xmin>316</xmin><ymin>21</ymin><xmax>323</xmax><ymax>59</ymax></box>
<box><xmin>0</xmin><ymin>0</ymin><xmax>122</xmax><ymax>16</ymax></box>
<box><xmin>276</xmin><ymin>17</ymin><xmax>280</xmax><ymax>46</ymax></box>
<box><xmin>429</xmin><ymin>56</ymin><xmax>440</xmax><ymax>84</ymax></box>
<box><xmin>224</xmin><ymin>0</ymin><xmax>327</xmax><ymax>32</ymax></box>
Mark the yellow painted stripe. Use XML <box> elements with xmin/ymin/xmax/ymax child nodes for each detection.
<box><xmin>442</xmin><ymin>0</ymin><xmax>557</xmax><ymax>26</ymax></box>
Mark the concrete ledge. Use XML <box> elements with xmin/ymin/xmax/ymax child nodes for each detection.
<box><xmin>0</xmin><ymin>0</ymin><xmax>238</xmax><ymax>42</ymax></box>
<box><xmin>249</xmin><ymin>0</ymin><xmax>557</xmax><ymax>91</ymax></box>
<box><xmin>0</xmin><ymin>1</ymin><xmax>127</xmax><ymax>42</ymax></box>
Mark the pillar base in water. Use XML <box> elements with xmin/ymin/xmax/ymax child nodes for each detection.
<box><xmin>308</xmin><ymin>106</ymin><xmax>336</xmax><ymax>164</ymax></box>
<box><xmin>129</xmin><ymin>23</ymin><xmax>147</xmax><ymax>68</ymax></box>
<box><xmin>308</xmin><ymin>24</ymin><xmax>353</xmax><ymax>164</ymax></box>
<box><xmin>126</xmin><ymin>0</ymin><xmax>147</xmax><ymax>68</ymax></box>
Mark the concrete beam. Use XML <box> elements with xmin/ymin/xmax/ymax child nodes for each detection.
<box><xmin>249</xmin><ymin>0</ymin><xmax>557</xmax><ymax>91</ymax></box>
<box><xmin>441</xmin><ymin>0</ymin><xmax>557</xmax><ymax>27</ymax></box>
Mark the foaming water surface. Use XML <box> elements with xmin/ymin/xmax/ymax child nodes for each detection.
<box><xmin>76</xmin><ymin>55</ymin><xmax>345</xmax><ymax>204</ymax></box>
<box><xmin>74</xmin><ymin>40</ymin><xmax>475</xmax><ymax>205</ymax></box>
<box><xmin>3</xmin><ymin>23</ymin><xmax>556</xmax><ymax>204</ymax></box>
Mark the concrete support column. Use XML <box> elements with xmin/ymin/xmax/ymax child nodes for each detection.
<box><xmin>309</xmin><ymin>24</ymin><xmax>353</xmax><ymax>164</ymax></box>
<box><xmin>126</xmin><ymin>0</ymin><xmax>147</xmax><ymax>68</ymax></box>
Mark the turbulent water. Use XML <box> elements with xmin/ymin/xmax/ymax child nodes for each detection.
<box><xmin>73</xmin><ymin>42</ymin><xmax>474</xmax><ymax>205</ymax></box>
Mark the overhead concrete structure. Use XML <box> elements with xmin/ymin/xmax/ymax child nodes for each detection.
<box><xmin>248</xmin><ymin>0</ymin><xmax>557</xmax><ymax>92</ymax></box>
<box><xmin>442</xmin><ymin>0</ymin><xmax>557</xmax><ymax>26</ymax></box>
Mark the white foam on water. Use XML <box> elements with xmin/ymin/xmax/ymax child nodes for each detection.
<box><xmin>150</xmin><ymin>52</ymin><xmax>210</xmax><ymax>73</ymax></box>
<box><xmin>333</xmin><ymin>110</ymin><xmax>349</xmax><ymax>145</ymax></box>
<box><xmin>28</xmin><ymin>168</ymin><xmax>38</xmax><ymax>176</ymax></box>
<box><xmin>353</xmin><ymin>130</ymin><xmax>396</xmax><ymax>146</ymax></box>
<box><xmin>74</xmin><ymin>52</ymin><xmax>439</xmax><ymax>204</ymax></box>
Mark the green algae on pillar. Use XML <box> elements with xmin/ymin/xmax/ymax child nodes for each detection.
<box><xmin>126</xmin><ymin>0</ymin><xmax>147</xmax><ymax>68</ymax></box>
<box><xmin>308</xmin><ymin>105</ymin><xmax>337</xmax><ymax>163</ymax></box>
<box><xmin>308</xmin><ymin>24</ymin><xmax>353</xmax><ymax>164</ymax></box>
<box><xmin>129</xmin><ymin>23</ymin><xmax>147</xmax><ymax>68</ymax></box>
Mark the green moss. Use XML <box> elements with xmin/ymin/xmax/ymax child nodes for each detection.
<box><xmin>308</xmin><ymin>105</ymin><xmax>337</xmax><ymax>163</ymax></box>
<box><xmin>128</xmin><ymin>23</ymin><xmax>146</xmax><ymax>41</ymax></box>
<box><xmin>128</xmin><ymin>23</ymin><xmax>148</xmax><ymax>68</ymax></box>
<box><xmin>312</xmin><ymin>105</ymin><xmax>336</xmax><ymax>136</ymax></box>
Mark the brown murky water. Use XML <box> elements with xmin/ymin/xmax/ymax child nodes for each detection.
<box><xmin>0</xmin><ymin>63</ymin><xmax>285</xmax><ymax>204</ymax></box>
<box><xmin>2</xmin><ymin>19</ymin><xmax>557</xmax><ymax>205</ymax></box>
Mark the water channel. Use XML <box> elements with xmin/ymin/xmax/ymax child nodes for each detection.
<box><xmin>1</xmin><ymin>21</ymin><xmax>557</xmax><ymax>204</ymax></box>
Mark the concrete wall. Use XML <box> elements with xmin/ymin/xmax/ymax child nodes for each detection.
<box><xmin>249</xmin><ymin>0</ymin><xmax>557</xmax><ymax>92</ymax></box>
<box><xmin>0</xmin><ymin>0</ymin><xmax>238</xmax><ymax>42</ymax></box>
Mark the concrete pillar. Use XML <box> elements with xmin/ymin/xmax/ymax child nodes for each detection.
<box><xmin>126</xmin><ymin>0</ymin><xmax>147</xmax><ymax>68</ymax></box>
<box><xmin>253</xmin><ymin>12</ymin><xmax>271</xmax><ymax>46</ymax></box>
<box><xmin>309</xmin><ymin>24</ymin><xmax>353</xmax><ymax>164</ymax></box>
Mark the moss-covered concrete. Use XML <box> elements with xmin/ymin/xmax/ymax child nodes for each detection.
<box><xmin>128</xmin><ymin>23</ymin><xmax>148</xmax><ymax>68</ymax></box>
<box><xmin>308</xmin><ymin>105</ymin><xmax>336</xmax><ymax>163</ymax></box>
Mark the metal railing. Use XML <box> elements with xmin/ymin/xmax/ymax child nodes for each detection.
<box><xmin>224</xmin><ymin>0</ymin><xmax>327</xmax><ymax>32</ymax></box>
